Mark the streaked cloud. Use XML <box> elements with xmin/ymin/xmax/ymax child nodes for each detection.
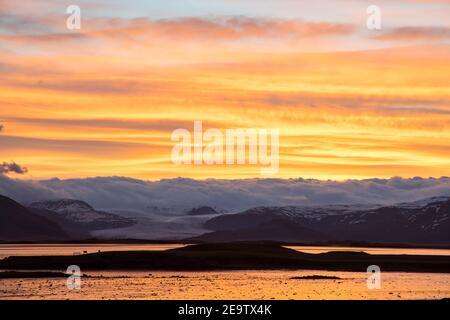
<box><xmin>372</xmin><ymin>26</ymin><xmax>450</xmax><ymax>41</ymax></box>
<box><xmin>0</xmin><ymin>1</ymin><xmax>449</xmax><ymax>180</ymax></box>
<box><xmin>90</xmin><ymin>17</ymin><xmax>355</xmax><ymax>40</ymax></box>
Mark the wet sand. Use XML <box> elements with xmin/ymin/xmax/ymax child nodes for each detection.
<box><xmin>1</xmin><ymin>270</ymin><xmax>449</xmax><ymax>300</ymax></box>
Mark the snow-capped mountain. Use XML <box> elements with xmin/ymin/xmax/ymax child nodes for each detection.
<box><xmin>197</xmin><ymin>196</ymin><xmax>450</xmax><ymax>244</ymax></box>
<box><xmin>0</xmin><ymin>195</ymin><xmax>70</xmax><ymax>241</ymax></box>
<box><xmin>29</xmin><ymin>199</ymin><xmax>135</xmax><ymax>231</ymax></box>
<box><xmin>31</xmin><ymin>199</ymin><xmax>102</xmax><ymax>223</ymax></box>
<box><xmin>14</xmin><ymin>195</ymin><xmax>450</xmax><ymax>244</ymax></box>
<box><xmin>27</xmin><ymin>200</ymin><xmax>223</xmax><ymax>240</ymax></box>
<box><xmin>91</xmin><ymin>207</ymin><xmax>222</xmax><ymax>240</ymax></box>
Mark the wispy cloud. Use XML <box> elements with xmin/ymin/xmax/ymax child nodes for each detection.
<box><xmin>372</xmin><ymin>26</ymin><xmax>450</xmax><ymax>41</ymax></box>
<box><xmin>1</xmin><ymin>1</ymin><xmax>449</xmax><ymax>180</ymax></box>
<box><xmin>0</xmin><ymin>16</ymin><xmax>356</xmax><ymax>54</ymax></box>
<box><xmin>92</xmin><ymin>17</ymin><xmax>355</xmax><ymax>40</ymax></box>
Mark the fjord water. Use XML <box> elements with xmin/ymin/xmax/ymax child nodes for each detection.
<box><xmin>0</xmin><ymin>244</ymin><xmax>187</xmax><ymax>259</ymax></box>
<box><xmin>1</xmin><ymin>244</ymin><xmax>450</xmax><ymax>259</ymax></box>
<box><xmin>1</xmin><ymin>244</ymin><xmax>449</xmax><ymax>300</ymax></box>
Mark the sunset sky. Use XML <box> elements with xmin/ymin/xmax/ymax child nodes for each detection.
<box><xmin>0</xmin><ymin>0</ymin><xmax>449</xmax><ymax>180</ymax></box>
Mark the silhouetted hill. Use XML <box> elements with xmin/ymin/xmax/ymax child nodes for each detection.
<box><xmin>29</xmin><ymin>207</ymin><xmax>90</xmax><ymax>239</ymax></box>
<box><xmin>186</xmin><ymin>206</ymin><xmax>219</xmax><ymax>216</ymax></box>
<box><xmin>0</xmin><ymin>195</ymin><xmax>69</xmax><ymax>241</ymax></box>
<box><xmin>1</xmin><ymin>243</ymin><xmax>450</xmax><ymax>273</ymax></box>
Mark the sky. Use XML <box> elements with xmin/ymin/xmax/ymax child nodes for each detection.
<box><xmin>0</xmin><ymin>0</ymin><xmax>449</xmax><ymax>180</ymax></box>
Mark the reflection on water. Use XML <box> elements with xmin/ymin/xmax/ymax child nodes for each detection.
<box><xmin>1</xmin><ymin>270</ymin><xmax>449</xmax><ymax>300</ymax></box>
<box><xmin>1</xmin><ymin>244</ymin><xmax>450</xmax><ymax>259</ymax></box>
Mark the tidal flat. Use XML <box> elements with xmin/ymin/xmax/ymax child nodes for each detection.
<box><xmin>1</xmin><ymin>270</ymin><xmax>449</xmax><ymax>300</ymax></box>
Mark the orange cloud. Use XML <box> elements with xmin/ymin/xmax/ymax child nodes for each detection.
<box><xmin>0</xmin><ymin>7</ymin><xmax>449</xmax><ymax>180</ymax></box>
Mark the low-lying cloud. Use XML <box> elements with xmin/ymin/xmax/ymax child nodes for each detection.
<box><xmin>0</xmin><ymin>175</ymin><xmax>449</xmax><ymax>213</ymax></box>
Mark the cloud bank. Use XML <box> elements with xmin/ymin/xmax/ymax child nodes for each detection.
<box><xmin>0</xmin><ymin>176</ymin><xmax>449</xmax><ymax>213</ymax></box>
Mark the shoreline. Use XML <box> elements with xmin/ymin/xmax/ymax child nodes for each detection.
<box><xmin>1</xmin><ymin>243</ymin><xmax>450</xmax><ymax>274</ymax></box>
<box><xmin>1</xmin><ymin>240</ymin><xmax>450</xmax><ymax>250</ymax></box>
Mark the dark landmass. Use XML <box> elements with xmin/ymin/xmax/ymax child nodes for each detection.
<box><xmin>1</xmin><ymin>243</ymin><xmax>450</xmax><ymax>273</ymax></box>
<box><xmin>186</xmin><ymin>206</ymin><xmax>219</xmax><ymax>216</ymax></box>
<box><xmin>2</xmin><ymin>192</ymin><xmax>450</xmax><ymax>247</ymax></box>
<box><xmin>289</xmin><ymin>275</ymin><xmax>342</xmax><ymax>280</ymax></box>
<box><xmin>30</xmin><ymin>207</ymin><xmax>90</xmax><ymax>240</ymax></box>
<box><xmin>0</xmin><ymin>271</ymin><xmax>68</xmax><ymax>279</ymax></box>
<box><xmin>0</xmin><ymin>195</ymin><xmax>69</xmax><ymax>241</ymax></box>
<box><xmin>190</xmin><ymin>218</ymin><xmax>330</xmax><ymax>242</ymax></box>
<box><xmin>0</xmin><ymin>195</ymin><xmax>135</xmax><ymax>241</ymax></box>
<box><xmin>198</xmin><ymin>197</ymin><xmax>450</xmax><ymax>245</ymax></box>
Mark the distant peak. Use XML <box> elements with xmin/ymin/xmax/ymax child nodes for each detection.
<box><xmin>186</xmin><ymin>206</ymin><xmax>219</xmax><ymax>216</ymax></box>
<box><xmin>29</xmin><ymin>199</ymin><xmax>94</xmax><ymax>212</ymax></box>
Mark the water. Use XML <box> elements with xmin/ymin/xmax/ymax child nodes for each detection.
<box><xmin>1</xmin><ymin>270</ymin><xmax>449</xmax><ymax>300</ymax></box>
<box><xmin>1</xmin><ymin>244</ymin><xmax>449</xmax><ymax>300</ymax></box>
<box><xmin>1</xmin><ymin>244</ymin><xmax>450</xmax><ymax>259</ymax></box>
<box><xmin>0</xmin><ymin>244</ymin><xmax>186</xmax><ymax>259</ymax></box>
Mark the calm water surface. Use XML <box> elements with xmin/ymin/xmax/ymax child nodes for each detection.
<box><xmin>1</xmin><ymin>244</ymin><xmax>450</xmax><ymax>259</ymax></box>
<box><xmin>0</xmin><ymin>244</ymin><xmax>186</xmax><ymax>259</ymax></box>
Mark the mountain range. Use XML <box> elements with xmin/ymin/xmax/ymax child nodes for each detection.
<box><xmin>0</xmin><ymin>194</ymin><xmax>449</xmax><ymax>245</ymax></box>
<box><xmin>193</xmin><ymin>197</ymin><xmax>450</xmax><ymax>244</ymax></box>
<box><xmin>0</xmin><ymin>196</ymin><xmax>134</xmax><ymax>241</ymax></box>
<box><xmin>0</xmin><ymin>195</ymin><xmax>68</xmax><ymax>241</ymax></box>
<box><xmin>29</xmin><ymin>199</ymin><xmax>134</xmax><ymax>231</ymax></box>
